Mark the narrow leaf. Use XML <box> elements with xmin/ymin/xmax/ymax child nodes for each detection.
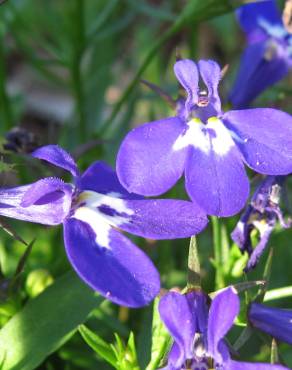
<box><xmin>0</xmin><ymin>271</ymin><xmax>103</xmax><ymax>370</ymax></box>
<box><xmin>78</xmin><ymin>325</ymin><xmax>117</xmax><ymax>367</ymax></box>
<box><xmin>146</xmin><ymin>298</ymin><xmax>170</xmax><ymax>370</ymax></box>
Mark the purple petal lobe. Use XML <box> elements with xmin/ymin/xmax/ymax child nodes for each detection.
<box><xmin>32</xmin><ymin>145</ymin><xmax>79</xmax><ymax>177</ymax></box>
<box><xmin>159</xmin><ymin>292</ymin><xmax>196</xmax><ymax>367</ymax></box>
<box><xmin>174</xmin><ymin>59</ymin><xmax>199</xmax><ymax>114</ymax></box>
<box><xmin>116</xmin><ymin>117</ymin><xmax>187</xmax><ymax>196</ymax></box>
<box><xmin>198</xmin><ymin>60</ymin><xmax>221</xmax><ymax>113</ymax></box>
<box><xmin>249</xmin><ymin>303</ymin><xmax>292</xmax><ymax>345</ymax></box>
<box><xmin>237</xmin><ymin>0</ymin><xmax>282</xmax><ymax>38</ymax></box>
<box><xmin>185</xmin><ymin>119</ymin><xmax>249</xmax><ymax>216</ymax></box>
<box><xmin>223</xmin><ymin>109</ymin><xmax>292</xmax><ymax>175</ymax></box>
<box><xmin>0</xmin><ymin>183</ymin><xmax>72</xmax><ymax>225</ymax></box>
<box><xmin>63</xmin><ymin>218</ymin><xmax>160</xmax><ymax>307</ymax></box>
<box><xmin>117</xmin><ymin>198</ymin><xmax>208</xmax><ymax>239</ymax></box>
<box><xmin>21</xmin><ymin>178</ymin><xmax>72</xmax><ymax>207</ymax></box>
<box><xmin>78</xmin><ymin>161</ymin><xmax>141</xmax><ymax>199</ymax></box>
<box><xmin>228</xmin><ymin>360</ymin><xmax>289</xmax><ymax>370</ymax></box>
<box><xmin>229</xmin><ymin>42</ymin><xmax>289</xmax><ymax>109</ymax></box>
<box><xmin>207</xmin><ymin>287</ymin><xmax>239</xmax><ymax>362</ymax></box>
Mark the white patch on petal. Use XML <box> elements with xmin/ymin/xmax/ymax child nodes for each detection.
<box><xmin>72</xmin><ymin>191</ymin><xmax>134</xmax><ymax>249</ymax></box>
<box><xmin>207</xmin><ymin>117</ymin><xmax>235</xmax><ymax>156</ymax></box>
<box><xmin>73</xmin><ymin>206</ymin><xmax>111</xmax><ymax>249</ymax></box>
<box><xmin>172</xmin><ymin>117</ymin><xmax>235</xmax><ymax>157</ymax></box>
<box><xmin>172</xmin><ymin>118</ymin><xmax>210</xmax><ymax>153</ymax></box>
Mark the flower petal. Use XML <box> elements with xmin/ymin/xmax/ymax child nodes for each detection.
<box><xmin>237</xmin><ymin>0</ymin><xmax>282</xmax><ymax>39</ymax></box>
<box><xmin>174</xmin><ymin>59</ymin><xmax>199</xmax><ymax>114</ymax></box>
<box><xmin>117</xmin><ymin>198</ymin><xmax>208</xmax><ymax>239</ymax></box>
<box><xmin>63</xmin><ymin>218</ymin><xmax>160</xmax><ymax>307</ymax></box>
<box><xmin>32</xmin><ymin>145</ymin><xmax>79</xmax><ymax>177</ymax></box>
<box><xmin>0</xmin><ymin>182</ymin><xmax>72</xmax><ymax>225</ymax></box>
<box><xmin>207</xmin><ymin>287</ymin><xmax>239</xmax><ymax>362</ymax></box>
<box><xmin>249</xmin><ymin>303</ymin><xmax>292</xmax><ymax>345</ymax></box>
<box><xmin>223</xmin><ymin>109</ymin><xmax>292</xmax><ymax>174</ymax></box>
<box><xmin>229</xmin><ymin>42</ymin><xmax>289</xmax><ymax>109</ymax></box>
<box><xmin>116</xmin><ymin>117</ymin><xmax>187</xmax><ymax>196</ymax></box>
<box><xmin>159</xmin><ymin>292</ymin><xmax>197</xmax><ymax>367</ymax></box>
<box><xmin>198</xmin><ymin>60</ymin><xmax>221</xmax><ymax>113</ymax></box>
<box><xmin>78</xmin><ymin>161</ymin><xmax>141</xmax><ymax>199</ymax></box>
<box><xmin>185</xmin><ymin>118</ymin><xmax>249</xmax><ymax>216</ymax></box>
<box><xmin>21</xmin><ymin>178</ymin><xmax>72</xmax><ymax>207</ymax></box>
<box><xmin>228</xmin><ymin>360</ymin><xmax>289</xmax><ymax>370</ymax></box>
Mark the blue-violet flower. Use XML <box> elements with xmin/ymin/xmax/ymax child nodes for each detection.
<box><xmin>249</xmin><ymin>302</ymin><xmax>292</xmax><ymax>345</ymax></box>
<box><xmin>159</xmin><ymin>288</ymin><xmax>288</xmax><ymax>369</ymax></box>
<box><xmin>117</xmin><ymin>59</ymin><xmax>292</xmax><ymax>217</ymax></box>
<box><xmin>0</xmin><ymin>145</ymin><xmax>208</xmax><ymax>307</ymax></box>
<box><xmin>229</xmin><ymin>0</ymin><xmax>292</xmax><ymax>108</ymax></box>
<box><xmin>231</xmin><ymin>175</ymin><xmax>290</xmax><ymax>271</ymax></box>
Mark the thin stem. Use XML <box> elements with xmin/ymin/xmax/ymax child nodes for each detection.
<box><xmin>0</xmin><ymin>32</ymin><xmax>13</xmax><ymax>132</ymax></box>
<box><xmin>70</xmin><ymin>0</ymin><xmax>87</xmax><ymax>142</ymax></box>
<box><xmin>98</xmin><ymin>0</ymin><xmax>234</xmax><ymax>137</ymax></box>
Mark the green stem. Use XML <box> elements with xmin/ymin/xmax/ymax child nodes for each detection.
<box><xmin>70</xmin><ymin>0</ymin><xmax>87</xmax><ymax>142</ymax></box>
<box><xmin>98</xmin><ymin>0</ymin><xmax>234</xmax><ymax>137</ymax></box>
<box><xmin>187</xmin><ymin>236</ymin><xmax>201</xmax><ymax>289</ymax></box>
<box><xmin>211</xmin><ymin>216</ymin><xmax>225</xmax><ymax>289</ymax></box>
<box><xmin>0</xmin><ymin>32</ymin><xmax>13</xmax><ymax>132</ymax></box>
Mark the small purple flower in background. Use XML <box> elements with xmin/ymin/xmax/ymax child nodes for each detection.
<box><xmin>231</xmin><ymin>175</ymin><xmax>291</xmax><ymax>271</ymax></box>
<box><xmin>0</xmin><ymin>145</ymin><xmax>208</xmax><ymax>307</ymax></box>
<box><xmin>159</xmin><ymin>288</ymin><xmax>288</xmax><ymax>369</ymax></box>
<box><xmin>229</xmin><ymin>0</ymin><xmax>292</xmax><ymax>109</ymax></box>
<box><xmin>249</xmin><ymin>302</ymin><xmax>292</xmax><ymax>345</ymax></box>
<box><xmin>117</xmin><ymin>58</ymin><xmax>292</xmax><ymax>217</ymax></box>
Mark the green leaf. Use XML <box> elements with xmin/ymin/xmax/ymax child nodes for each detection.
<box><xmin>0</xmin><ymin>271</ymin><xmax>103</xmax><ymax>370</ymax></box>
<box><xmin>78</xmin><ymin>324</ymin><xmax>117</xmax><ymax>367</ymax></box>
<box><xmin>114</xmin><ymin>332</ymin><xmax>140</xmax><ymax>370</ymax></box>
<box><xmin>264</xmin><ymin>286</ymin><xmax>292</xmax><ymax>302</ymax></box>
<box><xmin>146</xmin><ymin>298</ymin><xmax>170</xmax><ymax>370</ymax></box>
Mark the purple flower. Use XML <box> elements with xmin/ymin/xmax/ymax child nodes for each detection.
<box><xmin>0</xmin><ymin>145</ymin><xmax>208</xmax><ymax>307</ymax></box>
<box><xmin>117</xmin><ymin>59</ymin><xmax>292</xmax><ymax>217</ymax></box>
<box><xmin>159</xmin><ymin>288</ymin><xmax>288</xmax><ymax>369</ymax></box>
<box><xmin>249</xmin><ymin>302</ymin><xmax>292</xmax><ymax>345</ymax></box>
<box><xmin>231</xmin><ymin>175</ymin><xmax>290</xmax><ymax>271</ymax></box>
<box><xmin>229</xmin><ymin>0</ymin><xmax>292</xmax><ymax>109</ymax></box>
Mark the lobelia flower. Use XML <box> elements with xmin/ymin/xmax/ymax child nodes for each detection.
<box><xmin>231</xmin><ymin>175</ymin><xmax>291</xmax><ymax>271</ymax></box>
<box><xmin>117</xmin><ymin>58</ymin><xmax>292</xmax><ymax>217</ymax></box>
<box><xmin>249</xmin><ymin>302</ymin><xmax>292</xmax><ymax>345</ymax></box>
<box><xmin>229</xmin><ymin>0</ymin><xmax>292</xmax><ymax>109</ymax></box>
<box><xmin>0</xmin><ymin>145</ymin><xmax>208</xmax><ymax>307</ymax></box>
<box><xmin>158</xmin><ymin>287</ymin><xmax>288</xmax><ymax>370</ymax></box>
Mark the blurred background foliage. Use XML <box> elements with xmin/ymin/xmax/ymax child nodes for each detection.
<box><xmin>0</xmin><ymin>0</ymin><xmax>291</xmax><ymax>369</ymax></box>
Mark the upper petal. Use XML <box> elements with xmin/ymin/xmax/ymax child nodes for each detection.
<box><xmin>63</xmin><ymin>217</ymin><xmax>160</xmax><ymax>308</ymax></box>
<box><xmin>78</xmin><ymin>161</ymin><xmax>141</xmax><ymax>199</ymax></box>
<box><xmin>185</xmin><ymin>118</ymin><xmax>249</xmax><ymax>216</ymax></box>
<box><xmin>174</xmin><ymin>59</ymin><xmax>199</xmax><ymax>114</ymax></box>
<box><xmin>237</xmin><ymin>0</ymin><xmax>282</xmax><ymax>41</ymax></box>
<box><xmin>116</xmin><ymin>117</ymin><xmax>187</xmax><ymax>196</ymax></box>
<box><xmin>32</xmin><ymin>145</ymin><xmax>79</xmax><ymax>178</ymax></box>
<box><xmin>223</xmin><ymin>109</ymin><xmax>292</xmax><ymax>175</ymax></box>
<box><xmin>207</xmin><ymin>287</ymin><xmax>239</xmax><ymax>362</ymax></box>
<box><xmin>159</xmin><ymin>292</ymin><xmax>197</xmax><ymax>367</ymax></box>
<box><xmin>0</xmin><ymin>180</ymin><xmax>72</xmax><ymax>225</ymax></box>
<box><xmin>249</xmin><ymin>303</ymin><xmax>292</xmax><ymax>345</ymax></box>
<box><xmin>229</xmin><ymin>42</ymin><xmax>289</xmax><ymax>109</ymax></box>
<box><xmin>198</xmin><ymin>60</ymin><xmax>221</xmax><ymax>113</ymax></box>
